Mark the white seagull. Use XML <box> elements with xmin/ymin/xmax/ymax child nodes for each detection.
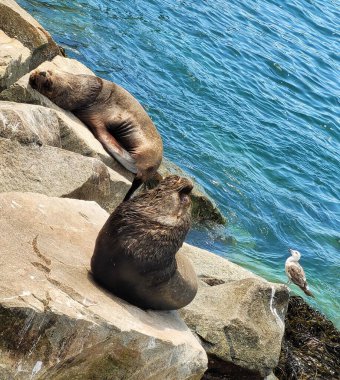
<box><xmin>285</xmin><ymin>249</ymin><xmax>314</xmax><ymax>297</ymax></box>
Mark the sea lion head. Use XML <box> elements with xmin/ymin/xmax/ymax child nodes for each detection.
<box><xmin>130</xmin><ymin>175</ymin><xmax>193</xmax><ymax>226</ymax></box>
<box><xmin>29</xmin><ymin>69</ymin><xmax>102</xmax><ymax>110</ymax></box>
<box><xmin>29</xmin><ymin>69</ymin><xmax>54</xmax><ymax>96</ymax></box>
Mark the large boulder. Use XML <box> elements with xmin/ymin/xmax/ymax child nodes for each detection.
<box><xmin>180</xmin><ymin>244</ymin><xmax>289</xmax><ymax>378</ymax></box>
<box><xmin>0</xmin><ymin>137</ymin><xmax>129</xmax><ymax>213</ymax></box>
<box><xmin>0</xmin><ymin>192</ymin><xmax>207</xmax><ymax>380</ymax></box>
<box><xmin>0</xmin><ymin>0</ymin><xmax>62</xmax><ymax>70</ymax></box>
<box><xmin>0</xmin><ymin>101</ymin><xmax>61</xmax><ymax>145</ymax></box>
<box><xmin>0</xmin><ymin>30</ymin><xmax>31</xmax><ymax>91</ymax></box>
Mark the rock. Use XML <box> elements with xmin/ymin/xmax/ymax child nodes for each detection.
<box><xmin>0</xmin><ymin>57</ymin><xmax>134</xmax><ymax>178</ymax></box>
<box><xmin>0</xmin><ymin>101</ymin><xmax>61</xmax><ymax>146</ymax></box>
<box><xmin>0</xmin><ymin>138</ymin><xmax>130</xmax><ymax>213</ymax></box>
<box><xmin>180</xmin><ymin>243</ymin><xmax>258</xmax><ymax>283</ymax></box>
<box><xmin>146</xmin><ymin>158</ymin><xmax>225</xmax><ymax>225</ymax></box>
<box><xmin>180</xmin><ymin>244</ymin><xmax>289</xmax><ymax>378</ymax></box>
<box><xmin>265</xmin><ymin>372</ymin><xmax>279</xmax><ymax>380</ymax></box>
<box><xmin>0</xmin><ymin>30</ymin><xmax>31</xmax><ymax>91</ymax></box>
<box><xmin>274</xmin><ymin>296</ymin><xmax>340</xmax><ymax>380</ymax></box>
<box><xmin>0</xmin><ymin>192</ymin><xmax>207</xmax><ymax>380</ymax></box>
<box><xmin>0</xmin><ymin>0</ymin><xmax>62</xmax><ymax>70</ymax></box>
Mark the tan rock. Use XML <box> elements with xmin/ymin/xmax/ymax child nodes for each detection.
<box><xmin>0</xmin><ymin>138</ymin><xmax>130</xmax><ymax>212</ymax></box>
<box><xmin>0</xmin><ymin>192</ymin><xmax>207</xmax><ymax>380</ymax></box>
<box><xmin>0</xmin><ymin>0</ymin><xmax>62</xmax><ymax>69</ymax></box>
<box><xmin>180</xmin><ymin>243</ymin><xmax>258</xmax><ymax>283</ymax></box>
<box><xmin>180</xmin><ymin>244</ymin><xmax>289</xmax><ymax>378</ymax></box>
<box><xmin>0</xmin><ymin>30</ymin><xmax>31</xmax><ymax>91</ymax></box>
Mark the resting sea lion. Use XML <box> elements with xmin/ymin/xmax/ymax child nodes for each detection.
<box><xmin>29</xmin><ymin>69</ymin><xmax>163</xmax><ymax>200</ymax></box>
<box><xmin>91</xmin><ymin>175</ymin><xmax>198</xmax><ymax>310</ymax></box>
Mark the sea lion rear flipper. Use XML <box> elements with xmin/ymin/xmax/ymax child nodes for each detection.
<box><xmin>97</xmin><ymin>131</ymin><xmax>137</xmax><ymax>174</ymax></box>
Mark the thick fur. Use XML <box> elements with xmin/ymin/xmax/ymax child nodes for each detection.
<box><xmin>91</xmin><ymin>175</ymin><xmax>198</xmax><ymax>310</ymax></box>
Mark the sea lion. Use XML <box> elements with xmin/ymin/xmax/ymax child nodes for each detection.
<box><xmin>91</xmin><ymin>175</ymin><xmax>198</xmax><ymax>310</ymax></box>
<box><xmin>29</xmin><ymin>69</ymin><xmax>163</xmax><ymax>200</ymax></box>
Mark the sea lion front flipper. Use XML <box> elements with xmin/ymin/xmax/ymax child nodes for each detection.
<box><xmin>96</xmin><ymin>130</ymin><xmax>137</xmax><ymax>174</ymax></box>
<box><xmin>123</xmin><ymin>178</ymin><xmax>143</xmax><ymax>201</ymax></box>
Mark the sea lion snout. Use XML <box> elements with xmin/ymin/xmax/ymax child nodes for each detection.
<box><xmin>29</xmin><ymin>70</ymin><xmax>53</xmax><ymax>91</ymax></box>
<box><xmin>161</xmin><ymin>175</ymin><xmax>193</xmax><ymax>192</ymax></box>
<box><xmin>28</xmin><ymin>71</ymin><xmax>38</xmax><ymax>88</ymax></box>
<box><xmin>177</xmin><ymin>178</ymin><xmax>193</xmax><ymax>204</ymax></box>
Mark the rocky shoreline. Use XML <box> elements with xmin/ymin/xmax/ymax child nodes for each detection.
<box><xmin>0</xmin><ymin>1</ymin><xmax>338</xmax><ymax>379</ymax></box>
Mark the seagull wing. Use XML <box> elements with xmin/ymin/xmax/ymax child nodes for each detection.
<box><xmin>286</xmin><ymin>262</ymin><xmax>307</xmax><ymax>289</ymax></box>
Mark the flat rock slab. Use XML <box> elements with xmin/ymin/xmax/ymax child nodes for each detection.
<box><xmin>0</xmin><ymin>192</ymin><xmax>207</xmax><ymax>380</ymax></box>
<box><xmin>0</xmin><ymin>137</ymin><xmax>130</xmax><ymax>213</ymax></box>
<box><xmin>0</xmin><ymin>0</ymin><xmax>62</xmax><ymax>69</ymax></box>
<box><xmin>0</xmin><ymin>30</ymin><xmax>31</xmax><ymax>91</ymax></box>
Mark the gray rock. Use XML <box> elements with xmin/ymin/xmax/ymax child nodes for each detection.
<box><xmin>0</xmin><ymin>0</ymin><xmax>62</xmax><ymax>69</ymax></box>
<box><xmin>0</xmin><ymin>138</ymin><xmax>130</xmax><ymax>212</ymax></box>
<box><xmin>180</xmin><ymin>244</ymin><xmax>289</xmax><ymax>378</ymax></box>
<box><xmin>0</xmin><ymin>30</ymin><xmax>31</xmax><ymax>91</ymax></box>
<box><xmin>0</xmin><ymin>192</ymin><xmax>207</xmax><ymax>380</ymax></box>
<box><xmin>0</xmin><ymin>101</ymin><xmax>61</xmax><ymax>145</ymax></box>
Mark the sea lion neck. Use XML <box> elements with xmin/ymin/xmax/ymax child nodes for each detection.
<box><xmin>66</xmin><ymin>75</ymin><xmax>103</xmax><ymax>111</ymax></box>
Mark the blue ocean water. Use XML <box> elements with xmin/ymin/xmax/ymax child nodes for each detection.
<box><xmin>18</xmin><ymin>0</ymin><xmax>339</xmax><ymax>327</ymax></box>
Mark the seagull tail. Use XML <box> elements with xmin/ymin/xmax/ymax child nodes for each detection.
<box><xmin>303</xmin><ymin>286</ymin><xmax>315</xmax><ymax>298</ymax></box>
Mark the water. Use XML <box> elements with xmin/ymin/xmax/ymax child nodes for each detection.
<box><xmin>18</xmin><ymin>0</ymin><xmax>339</xmax><ymax>327</ymax></box>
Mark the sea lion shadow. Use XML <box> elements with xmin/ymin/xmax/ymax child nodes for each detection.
<box><xmin>86</xmin><ymin>271</ymin><xmax>188</xmax><ymax>333</ymax></box>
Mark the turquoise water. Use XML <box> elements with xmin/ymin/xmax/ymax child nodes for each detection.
<box><xmin>18</xmin><ymin>0</ymin><xmax>339</xmax><ymax>327</ymax></box>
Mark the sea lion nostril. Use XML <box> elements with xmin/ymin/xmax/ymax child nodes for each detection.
<box><xmin>180</xmin><ymin>184</ymin><xmax>193</xmax><ymax>195</ymax></box>
<box><xmin>39</xmin><ymin>71</ymin><xmax>47</xmax><ymax>77</ymax></box>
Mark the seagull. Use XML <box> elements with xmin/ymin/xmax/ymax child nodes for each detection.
<box><xmin>285</xmin><ymin>249</ymin><xmax>314</xmax><ymax>297</ymax></box>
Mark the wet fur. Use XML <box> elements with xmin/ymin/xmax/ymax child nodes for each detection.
<box><xmin>91</xmin><ymin>175</ymin><xmax>198</xmax><ymax>310</ymax></box>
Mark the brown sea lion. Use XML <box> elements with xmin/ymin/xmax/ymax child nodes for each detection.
<box><xmin>91</xmin><ymin>175</ymin><xmax>198</xmax><ymax>310</ymax></box>
<box><xmin>29</xmin><ymin>69</ymin><xmax>163</xmax><ymax>200</ymax></box>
